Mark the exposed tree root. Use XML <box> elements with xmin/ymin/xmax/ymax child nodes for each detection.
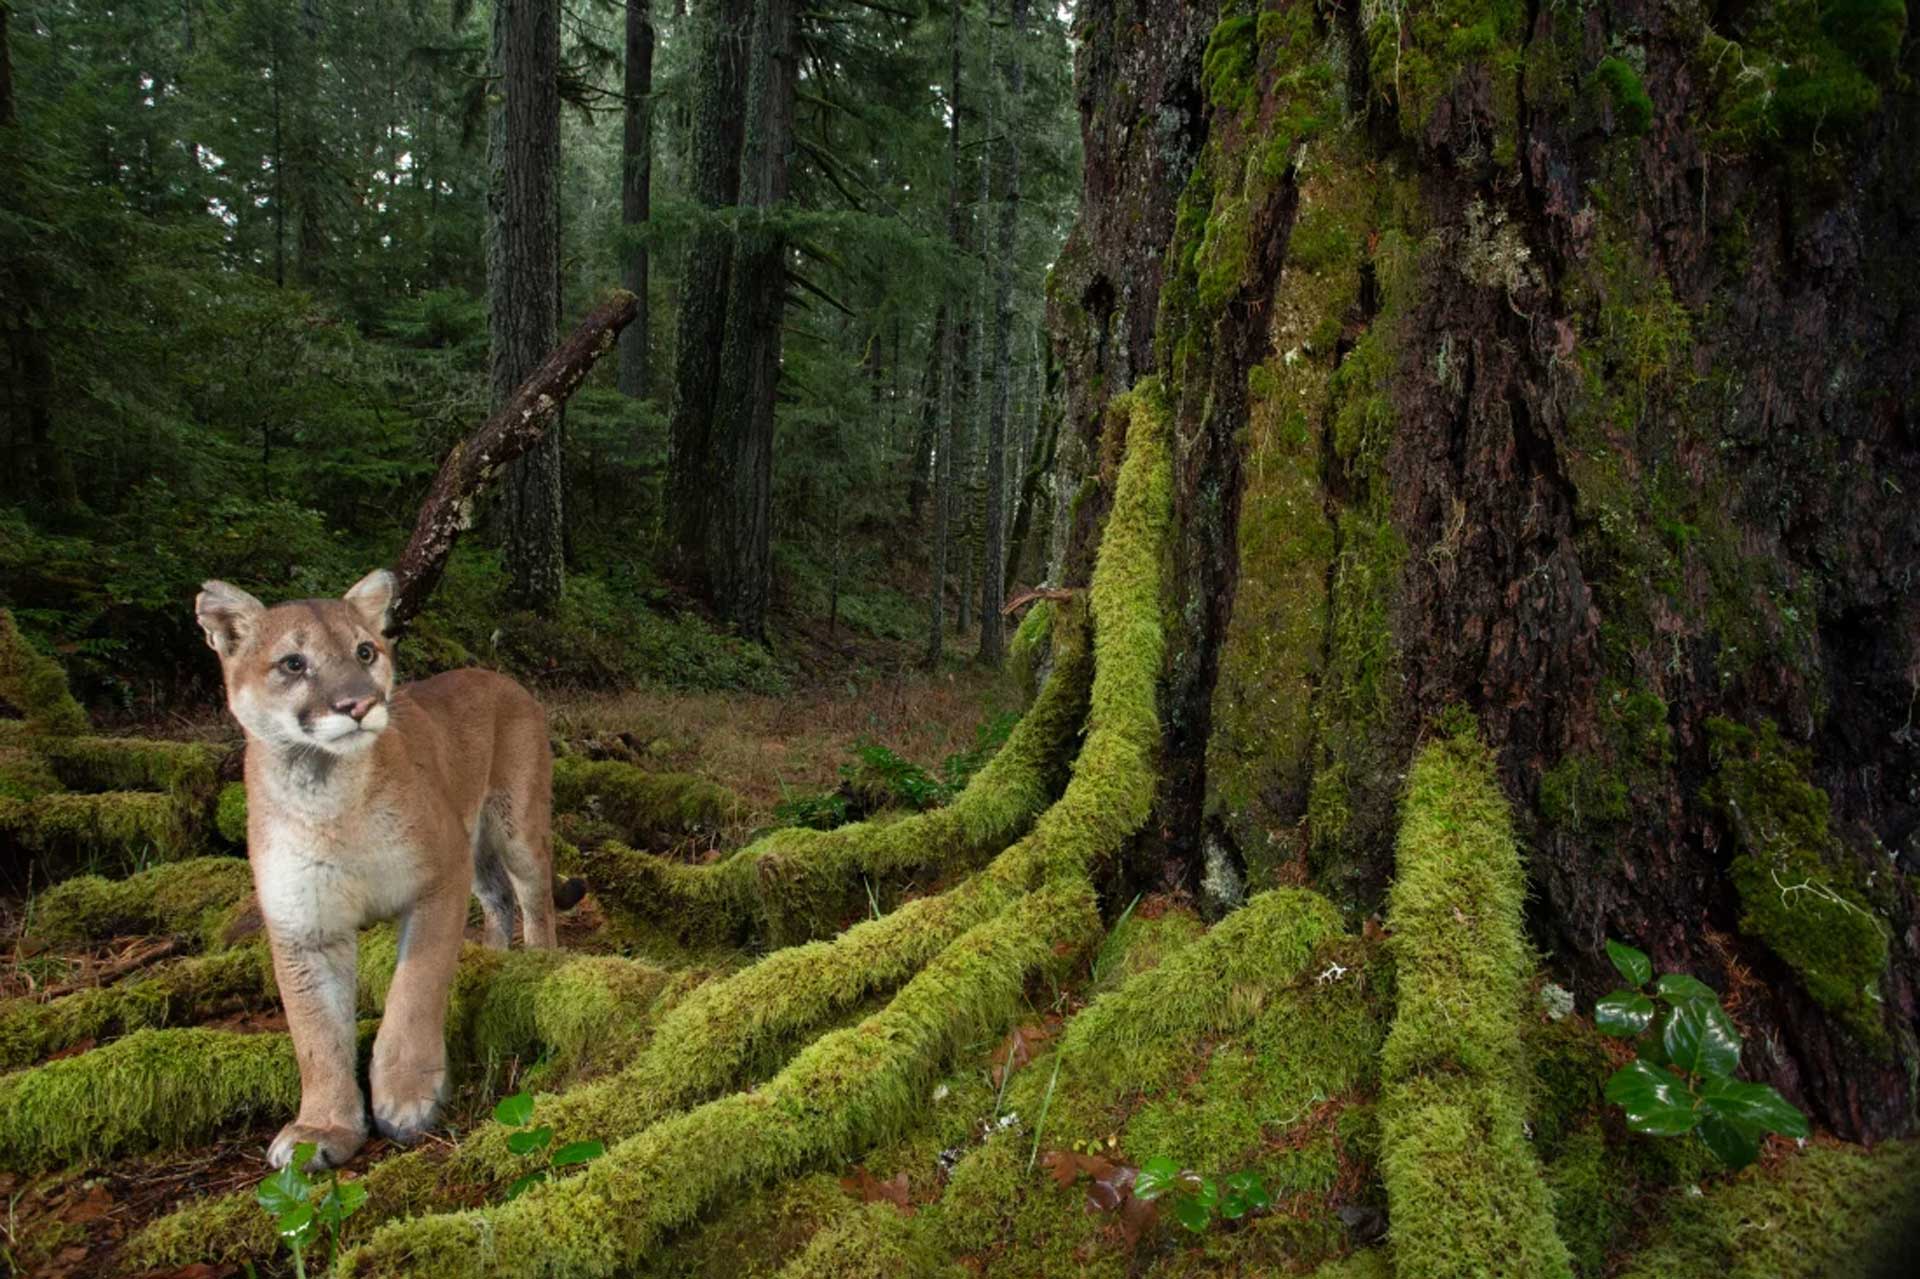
<box><xmin>0</xmin><ymin>609</ymin><xmax>89</xmax><ymax>737</ymax></box>
<box><xmin>581</xmin><ymin>597</ymin><xmax>1092</xmax><ymax>949</ymax></box>
<box><xmin>1377</xmin><ymin>730</ymin><xmax>1571</xmax><ymax>1279</ymax></box>
<box><xmin>0</xmin><ymin>944</ymin><xmax>678</xmax><ymax>1170</ymax></box>
<box><xmin>0</xmin><ymin>943</ymin><xmax>273</xmax><ymax>1069</ymax></box>
<box><xmin>26</xmin><ymin>857</ymin><xmax>255</xmax><ymax>950</ymax></box>
<box><xmin>339</xmin><ymin>881</ymin><xmax>1101</xmax><ymax>1278</ymax></box>
<box><xmin>549</xmin><ymin>756</ymin><xmax>746</xmax><ymax>851</ymax></box>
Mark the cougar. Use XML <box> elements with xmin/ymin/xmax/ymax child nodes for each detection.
<box><xmin>196</xmin><ymin>569</ymin><xmax>574</xmax><ymax>1169</ymax></box>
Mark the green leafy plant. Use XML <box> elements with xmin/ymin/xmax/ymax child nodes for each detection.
<box><xmin>254</xmin><ymin>1142</ymin><xmax>369</xmax><ymax>1279</ymax></box>
<box><xmin>1133</xmin><ymin>1155</ymin><xmax>1271</xmax><ymax>1231</ymax></box>
<box><xmin>494</xmin><ymin>1088</ymin><xmax>606</xmax><ymax>1200</ymax></box>
<box><xmin>1596</xmin><ymin>939</ymin><xmax>1809</xmax><ymax>1168</ymax></box>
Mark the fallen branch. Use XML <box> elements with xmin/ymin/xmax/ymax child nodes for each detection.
<box><xmin>388</xmin><ymin>290</ymin><xmax>639</xmax><ymax>632</ymax></box>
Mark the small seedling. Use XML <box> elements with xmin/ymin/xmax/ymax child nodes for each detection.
<box><xmin>1596</xmin><ymin>939</ymin><xmax>1809</xmax><ymax>1168</ymax></box>
<box><xmin>1134</xmin><ymin>1156</ymin><xmax>1270</xmax><ymax>1232</ymax></box>
<box><xmin>494</xmin><ymin>1088</ymin><xmax>605</xmax><ymax>1200</ymax></box>
<box><xmin>254</xmin><ymin>1143</ymin><xmax>368</xmax><ymax>1279</ymax></box>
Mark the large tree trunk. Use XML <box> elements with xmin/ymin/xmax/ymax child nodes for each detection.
<box><xmin>979</xmin><ymin>0</ymin><xmax>1027</xmax><ymax>665</ymax></box>
<box><xmin>489</xmin><ymin>0</ymin><xmax>564</xmax><ymax>611</ymax></box>
<box><xmin>1053</xmin><ymin>0</ymin><xmax>1920</xmax><ymax>1140</ymax></box>
<box><xmin>665</xmin><ymin>0</ymin><xmax>750</xmax><ymax>596</ymax></box>
<box><xmin>706</xmin><ymin>0</ymin><xmax>796</xmax><ymax>642</ymax></box>
<box><xmin>617</xmin><ymin>0</ymin><xmax>653</xmax><ymax>400</ymax></box>
<box><xmin>0</xmin><ymin>1</ymin><xmax>15</xmax><ymax>129</ymax></box>
<box><xmin>927</xmin><ymin>0</ymin><xmax>965</xmax><ymax>666</ymax></box>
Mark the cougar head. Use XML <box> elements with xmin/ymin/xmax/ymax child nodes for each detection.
<box><xmin>195</xmin><ymin>570</ymin><xmax>397</xmax><ymax>756</ymax></box>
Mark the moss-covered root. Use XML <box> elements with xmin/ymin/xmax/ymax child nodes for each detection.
<box><xmin>26</xmin><ymin>856</ymin><xmax>254</xmax><ymax>949</ymax></box>
<box><xmin>34</xmin><ymin>734</ymin><xmax>221</xmax><ymax>797</ymax></box>
<box><xmin>772</xmin><ymin>1201</ymin><xmax>951</xmax><ymax>1279</ymax></box>
<box><xmin>584</xmin><ymin>597</ymin><xmax>1092</xmax><ymax>950</ymax></box>
<box><xmin>0</xmin><ymin>609</ymin><xmax>88</xmax><ymax>736</ymax></box>
<box><xmin>0</xmin><ymin>790</ymin><xmax>200</xmax><ymax>872</ymax></box>
<box><xmin>550</xmin><ymin>756</ymin><xmax>746</xmax><ymax>849</ymax></box>
<box><xmin>340</xmin><ymin>882</ymin><xmax>1101</xmax><ymax>1278</ymax></box>
<box><xmin>0</xmin><ymin>1024</ymin><xmax>348</xmax><ymax>1171</ymax></box>
<box><xmin>1613</xmin><ymin>1140</ymin><xmax>1920</xmax><ymax>1278</ymax></box>
<box><xmin>1379</xmin><ymin>730</ymin><xmax>1571</xmax><ymax>1279</ymax></box>
<box><xmin>0</xmin><ymin>944</ymin><xmax>274</xmax><ymax>1070</ymax></box>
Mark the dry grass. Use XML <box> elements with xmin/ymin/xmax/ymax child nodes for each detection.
<box><xmin>548</xmin><ymin>664</ymin><xmax>1023</xmax><ymax>817</ymax></box>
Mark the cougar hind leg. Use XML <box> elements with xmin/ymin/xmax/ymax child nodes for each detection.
<box><xmin>481</xmin><ymin>787</ymin><xmax>558</xmax><ymax>948</ymax></box>
<box><xmin>472</xmin><ymin>827</ymin><xmax>519</xmax><ymax>950</ymax></box>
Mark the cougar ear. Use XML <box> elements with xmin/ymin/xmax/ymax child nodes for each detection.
<box><xmin>343</xmin><ymin>568</ymin><xmax>396</xmax><ymax>634</ymax></box>
<box><xmin>196</xmin><ymin>581</ymin><xmax>265</xmax><ymax>658</ymax></box>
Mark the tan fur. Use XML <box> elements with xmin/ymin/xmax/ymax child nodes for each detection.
<box><xmin>196</xmin><ymin>570</ymin><xmax>556</xmax><ymax>1170</ymax></box>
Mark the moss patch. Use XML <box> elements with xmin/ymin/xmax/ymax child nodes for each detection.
<box><xmin>1703</xmin><ymin>717</ymin><xmax>1890</xmax><ymax>1048</ymax></box>
<box><xmin>27</xmin><ymin>856</ymin><xmax>254</xmax><ymax>949</ymax></box>
<box><xmin>0</xmin><ymin>610</ymin><xmax>88</xmax><ymax>736</ymax></box>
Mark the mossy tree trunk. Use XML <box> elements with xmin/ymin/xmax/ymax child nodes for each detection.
<box><xmin>1049</xmin><ymin>0</ymin><xmax>1918</xmax><ymax>1140</ymax></box>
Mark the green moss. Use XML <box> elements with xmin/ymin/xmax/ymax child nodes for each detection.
<box><xmin>0</xmin><ymin>790</ymin><xmax>197</xmax><ymax>872</ymax></box>
<box><xmin>1703</xmin><ymin>718</ymin><xmax>1890</xmax><ymax>1048</ymax></box>
<box><xmin>1592</xmin><ymin>57</ymin><xmax>1653</xmax><ymax>136</ymax></box>
<box><xmin>1380</xmin><ymin>732</ymin><xmax>1572</xmax><ymax>1278</ymax></box>
<box><xmin>36</xmin><ymin>735</ymin><xmax>219</xmax><ymax>798</ymax></box>
<box><xmin>1201</xmin><ymin>13</ymin><xmax>1259</xmax><ymax>117</ymax></box>
<box><xmin>0</xmin><ymin>943</ymin><xmax>274</xmax><ymax>1069</ymax></box>
<box><xmin>1538</xmin><ymin>755</ymin><xmax>1628</xmax><ymax>832</ymax></box>
<box><xmin>340</xmin><ymin>882</ymin><xmax>1100</xmax><ymax>1277</ymax></box>
<box><xmin>1008</xmin><ymin>598</ymin><xmax>1054</xmax><ymax>706</ymax></box>
<box><xmin>626</xmin><ymin>1173</ymin><xmax>856</xmax><ymax>1279</ymax></box>
<box><xmin>214</xmin><ymin>781</ymin><xmax>247</xmax><ymax>845</ymax></box>
<box><xmin>1614</xmin><ymin>1140</ymin><xmax>1920</xmax><ymax>1278</ymax></box>
<box><xmin>28</xmin><ymin>856</ymin><xmax>253</xmax><ymax>949</ymax></box>
<box><xmin>0</xmin><ymin>609</ymin><xmax>88</xmax><ymax>736</ymax></box>
<box><xmin>1363</xmin><ymin>0</ymin><xmax>1527</xmax><ymax>156</ymax></box>
<box><xmin>588</xmin><ymin>601</ymin><xmax>1092</xmax><ymax>949</ymax></box>
<box><xmin>551</xmin><ymin>756</ymin><xmax>746</xmax><ymax>849</ymax></box>
<box><xmin>773</xmin><ymin>1200</ymin><xmax>945</xmax><ymax>1279</ymax></box>
<box><xmin>0</xmin><ymin>1023</ymin><xmax>346</xmax><ymax>1168</ymax></box>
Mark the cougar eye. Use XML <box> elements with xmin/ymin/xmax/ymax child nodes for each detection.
<box><xmin>356</xmin><ymin>641</ymin><xmax>377</xmax><ymax>665</ymax></box>
<box><xmin>279</xmin><ymin>654</ymin><xmax>307</xmax><ymax>675</ymax></box>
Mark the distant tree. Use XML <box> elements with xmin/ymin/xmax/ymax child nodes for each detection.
<box><xmin>490</xmin><ymin>0</ymin><xmax>565</xmax><ymax>610</ymax></box>
<box><xmin>979</xmin><ymin>0</ymin><xmax>1026</xmax><ymax>665</ymax></box>
<box><xmin>617</xmin><ymin>0</ymin><xmax>653</xmax><ymax>400</ymax></box>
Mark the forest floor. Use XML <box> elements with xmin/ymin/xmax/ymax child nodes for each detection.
<box><xmin>0</xmin><ymin>652</ymin><xmax>1024</xmax><ymax>1278</ymax></box>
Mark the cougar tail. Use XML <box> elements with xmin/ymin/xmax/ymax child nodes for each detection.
<box><xmin>553</xmin><ymin>876</ymin><xmax>588</xmax><ymax>911</ymax></box>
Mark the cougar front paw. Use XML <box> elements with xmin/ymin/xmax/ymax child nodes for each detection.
<box><xmin>372</xmin><ymin>1080</ymin><xmax>447</xmax><ymax>1144</ymax></box>
<box><xmin>268</xmin><ymin>1120</ymin><xmax>367</xmax><ymax>1170</ymax></box>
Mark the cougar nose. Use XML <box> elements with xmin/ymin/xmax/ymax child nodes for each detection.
<box><xmin>334</xmin><ymin>695</ymin><xmax>379</xmax><ymax>722</ymax></box>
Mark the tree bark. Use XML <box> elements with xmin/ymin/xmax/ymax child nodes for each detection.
<box><xmin>979</xmin><ymin>0</ymin><xmax>1027</xmax><ymax>665</ymax></box>
<box><xmin>927</xmin><ymin>0</ymin><xmax>964</xmax><ymax>666</ymax></box>
<box><xmin>389</xmin><ymin>292</ymin><xmax>639</xmax><ymax>633</ymax></box>
<box><xmin>665</xmin><ymin>0</ymin><xmax>751</xmax><ymax>594</ymax></box>
<box><xmin>706</xmin><ymin>0</ymin><xmax>796</xmax><ymax>642</ymax></box>
<box><xmin>617</xmin><ymin>0</ymin><xmax>654</xmax><ymax>400</ymax></box>
<box><xmin>0</xmin><ymin>1</ymin><xmax>15</xmax><ymax>129</ymax></box>
<box><xmin>489</xmin><ymin>0</ymin><xmax>564</xmax><ymax>611</ymax></box>
<box><xmin>1056</xmin><ymin>0</ymin><xmax>1920</xmax><ymax>1140</ymax></box>
<box><xmin>906</xmin><ymin>308</ymin><xmax>946</xmax><ymax>520</ymax></box>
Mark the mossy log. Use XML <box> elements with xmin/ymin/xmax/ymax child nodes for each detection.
<box><xmin>0</xmin><ymin>609</ymin><xmax>88</xmax><ymax>736</ymax></box>
<box><xmin>549</xmin><ymin>755</ymin><xmax>746</xmax><ymax>851</ymax></box>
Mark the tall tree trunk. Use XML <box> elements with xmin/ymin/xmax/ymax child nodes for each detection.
<box><xmin>927</xmin><ymin>0</ymin><xmax>965</xmax><ymax>666</ymax></box>
<box><xmin>1004</xmin><ymin>328</ymin><xmax>1058</xmax><ymax>599</ymax></box>
<box><xmin>1054</xmin><ymin>0</ymin><xmax>1920</xmax><ymax>1141</ymax></box>
<box><xmin>907</xmin><ymin>307</ymin><xmax>946</xmax><ymax>520</ymax></box>
<box><xmin>979</xmin><ymin>0</ymin><xmax>1027</xmax><ymax>664</ymax></box>
<box><xmin>617</xmin><ymin>0</ymin><xmax>654</xmax><ymax>400</ymax></box>
<box><xmin>489</xmin><ymin>0</ymin><xmax>564</xmax><ymax>610</ymax></box>
<box><xmin>665</xmin><ymin>0</ymin><xmax>750</xmax><ymax>594</ymax></box>
<box><xmin>0</xmin><ymin>2</ymin><xmax>15</xmax><ymax>129</ymax></box>
<box><xmin>707</xmin><ymin>0</ymin><xmax>796</xmax><ymax>641</ymax></box>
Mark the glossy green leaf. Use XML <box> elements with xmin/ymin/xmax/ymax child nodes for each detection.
<box><xmin>551</xmin><ymin>1140</ymin><xmax>604</xmax><ymax>1168</ymax></box>
<box><xmin>1606</xmin><ymin>940</ymin><xmax>1652</xmax><ymax>988</ymax></box>
<box><xmin>1605</xmin><ymin>1060</ymin><xmax>1701</xmax><ymax>1135</ymax></box>
<box><xmin>493</xmin><ymin>1090</ymin><xmax>536</xmax><ymax>1128</ymax></box>
<box><xmin>1654</xmin><ymin>973</ymin><xmax>1717</xmax><ymax>1005</ymax></box>
<box><xmin>1696</xmin><ymin>1110</ymin><xmax>1762</xmax><ymax>1168</ymax></box>
<box><xmin>504</xmin><ymin>1169</ymin><xmax>549</xmax><ymax>1201</ymax></box>
<box><xmin>1171</xmin><ymin>1192</ymin><xmax>1213</xmax><ymax>1232</ymax></box>
<box><xmin>325</xmin><ymin>1178</ymin><xmax>369</xmax><ymax>1220</ymax></box>
<box><xmin>1134</xmin><ymin>1155</ymin><xmax>1179</xmax><ymax>1201</ymax></box>
<box><xmin>1223</xmin><ymin>1171</ymin><xmax>1269</xmax><ymax>1210</ymax></box>
<box><xmin>275</xmin><ymin>1202</ymin><xmax>315</xmax><ymax>1240</ymax></box>
<box><xmin>1663</xmin><ymin>997</ymin><xmax>1742</xmax><ymax>1077</ymax></box>
<box><xmin>256</xmin><ymin>1164</ymin><xmax>310</xmax><ymax>1217</ymax></box>
<box><xmin>1698</xmin><ymin>1076</ymin><xmax>1809</xmax><ymax>1138</ymax></box>
<box><xmin>1595</xmin><ymin>991</ymin><xmax>1656</xmax><ymax>1037</ymax></box>
<box><xmin>507</xmin><ymin>1125</ymin><xmax>553</xmax><ymax>1155</ymax></box>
